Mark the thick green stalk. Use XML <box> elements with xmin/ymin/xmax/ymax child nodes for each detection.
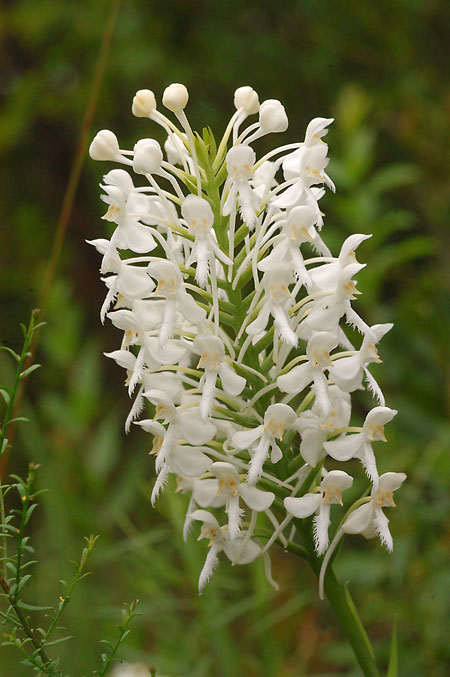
<box><xmin>321</xmin><ymin>567</ymin><xmax>379</xmax><ymax>677</ymax></box>
<box><xmin>295</xmin><ymin>520</ymin><xmax>380</xmax><ymax>677</ymax></box>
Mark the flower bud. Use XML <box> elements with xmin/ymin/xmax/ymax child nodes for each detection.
<box><xmin>162</xmin><ymin>83</ymin><xmax>189</xmax><ymax>113</ymax></box>
<box><xmin>259</xmin><ymin>99</ymin><xmax>288</xmax><ymax>133</ymax></box>
<box><xmin>89</xmin><ymin>130</ymin><xmax>120</xmax><ymax>161</ymax></box>
<box><xmin>164</xmin><ymin>133</ymin><xmax>188</xmax><ymax>165</ymax></box>
<box><xmin>234</xmin><ymin>86</ymin><xmax>259</xmax><ymax>114</ymax></box>
<box><xmin>133</xmin><ymin>138</ymin><xmax>163</xmax><ymax>175</ymax></box>
<box><xmin>132</xmin><ymin>89</ymin><xmax>157</xmax><ymax>117</ymax></box>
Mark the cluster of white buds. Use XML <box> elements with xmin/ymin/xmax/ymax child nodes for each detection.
<box><xmin>89</xmin><ymin>84</ymin><xmax>406</xmax><ymax>594</ymax></box>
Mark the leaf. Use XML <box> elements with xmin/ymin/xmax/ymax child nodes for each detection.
<box><xmin>387</xmin><ymin>618</ymin><xmax>398</xmax><ymax>677</ymax></box>
<box><xmin>8</xmin><ymin>416</ymin><xmax>29</xmax><ymax>425</ymax></box>
<box><xmin>44</xmin><ymin>635</ymin><xmax>75</xmax><ymax>647</ymax></box>
<box><xmin>1</xmin><ymin>438</ymin><xmax>9</xmax><ymax>454</ymax></box>
<box><xmin>19</xmin><ymin>364</ymin><xmax>41</xmax><ymax>379</ymax></box>
<box><xmin>0</xmin><ymin>388</ymin><xmax>10</xmax><ymax>405</ymax></box>
<box><xmin>17</xmin><ymin>574</ymin><xmax>32</xmax><ymax>592</ymax></box>
<box><xmin>16</xmin><ymin>601</ymin><xmax>53</xmax><ymax>612</ymax></box>
<box><xmin>0</xmin><ymin>346</ymin><xmax>20</xmax><ymax>361</ymax></box>
<box><xmin>344</xmin><ymin>582</ymin><xmax>375</xmax><ymax>660</ymax></box>
<box><xmin>24</xmin><ymin>503</ymin><xmax>38</xmax><ymax>525</ymax></box>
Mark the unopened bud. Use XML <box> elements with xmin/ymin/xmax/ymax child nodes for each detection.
<box><xmin>89</xmin><ymin>130</ymin><xmax>120</xmax><ymax>161</ymax></box>
<box><xmin>234</xmin><ymin>86</ymin><xmax>259</xmax><ymax>114</ymax></box>
<box><xmin>132</xmin><ymin>89</ymin><xmax>157</xmax><ymax>117</ymax></box>
<box><xmin>259</xmin><ymin>99</ymin><xmax>288</xmax><ymax>133</ymax></box>
<box><xmin>162</xmin><ymin>83</ymin><xmax>189</xmax><ymax>113</ymax></box>
<box><xmin>164</xmin><ymin>133</ymin><xmax>187</xmax><ymax>165</ymax></box>
<box><xmin>133</xmin><ymin>138</ymin><xmax>163</xmax><ymax>175</ymax></box>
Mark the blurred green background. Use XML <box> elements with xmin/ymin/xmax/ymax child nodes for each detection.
<box><xmin>0</xmin><ymin>0</ymin><xmax>449</xmax><ymax>675</ymax></box>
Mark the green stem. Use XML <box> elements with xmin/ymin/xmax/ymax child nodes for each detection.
<box><xmin>295</xmin><ymin>520</ymin><xmax>380</xmax><ymax>677</ymax></box>
<box><xmin>320</xmin><ymin>567</ymin><xmax>379</xmax><ymax>677</ymax></box>
<box><xmin>43</xmin><ymin>535</ymin><xmax>98</xmax><ymax>644</ymax></box>
<box><xmin>0</xmin><ymin>577</ymin><xmax>53</xmax><ymax>672</ymax></box>
<box><xmin>0</xmin><ymin>311</ymin><xmax>40</xmax><ymax>578</ymax></box>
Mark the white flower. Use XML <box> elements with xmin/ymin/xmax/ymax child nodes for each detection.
<box><xmin>296</xmin><ymin>385</ymin><xmax>351</xmax><ymax>466</ymax></box>
<box><xmin>190</xmin><ymin>510</ymin><xmax>262</xmax><ymax>592</ymax></box>
<box><xmin>147</xmin><ymin>260</ymin><xmax>206</xmax><ymax>346</ymax></box>
<box><xmin>208</xmin><ymin>461</ymin><xmax>275</xmax><ymax>539</ymax></box>
<box><xmin>282</xmin><ymin>117</ymin><xmax>334</xmax><ymax>190</ymax></box>
<box><xmin>285</xmin><ymin>470</ymin><xmax>353</xmax><ymax>554</ymax></box>
<box><xmin>232</xmin><ymin>403</ymin><xmax>297</xmax><ymax>484</ymax></box>
<box><xmin>277</xmin><ymin>331</ymin><xmax>339</xmax><ymax>415</ymax></box>
<box><xmin>258</xmin><ymin>205</ymin><xmax>329</xmax><ymax>287</ymax></box>
<box><xmin>328</xmin><ymin>323</ymin><xmax>393</xmax><ymax>399</ymax></box>
<box><xmin>193</xmin><ymin>334</ymin><xmax>245</xmax><ymax>420</ymax></box>
<box><xmin>246</xmin><ymin>265</ymin><xmax>298</xmax><ymax>346</ymax></box>
<box><xmin>182</xmin><ymin>195</ymin><xmax>232</xmax><ymax>287</ymax></box>
<box><xmin>136</xmin><ymin>418</ymin><xmax>212</xmax><ymax>504</ymax></box>
<box><xmin>324</xmin><ymin>406</ymin><xmax>397</xmax><ymax>485</ymax></box>
<box><xmin>223</xmin><ymin>145</ymin><xmax>260</xmax><ymax>228</ymax></box>
<box><xmin>342</xmin><ymin>472</ymin><xmax>406</xmax><ymax>551</ymax></box>
<box><xmin>145</xmin><ymin>388</ymin><xmax>215</xmax><ymax>444</ymax></box>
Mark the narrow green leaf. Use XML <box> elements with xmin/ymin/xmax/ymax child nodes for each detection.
<box><xmin>0</xmin><ymin>346</ymin><xmax>20</xmax><ymax>361</ymax></box>
<box><xmin>19</xmin><ymin>364</ymin><xmax>41</xmax><ymax>379</ymax></box>
<box><xmin>44</xmin><ymin>635</ymin><xmax>75</xmax><ymax>647</ymax></box>
<box><xmin>344</xmin><ymin>582</ymin><xmax>375</xmax><ymax>660</ymax></box>
<box><xmin>16</xmin><ymin>601</ymin><xmax>53</xmax><ymax>612</ymax></box>
<box><xmin>17</xmin><ymin>574</ymin><xmax>32</xmax><ymax>591</ymax></box>
<box><xmin>24</xmin><ymin>503</ymin><xmax>39</xmax><ymax>525</ymax></box>
<box><xmin>8</xmin><ymin>416</ymin><xmax>29</xmax><ymax>425</ymax></box>
<box><xmin>387</xmin><ymin>619</ymin><xmax>398</xmax><ymax>677</ymax></box>
<box><xmin>0</xmin><ymin>388</ymin><xmax>10</xmax><ymax>405</ymax></box>
<box><xmin>1</xmin><ymin>438</ymin><xmax>9</xmax><ymax>454</ymax></box>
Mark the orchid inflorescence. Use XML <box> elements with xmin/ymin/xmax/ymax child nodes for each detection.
<box><xmin>89</xmin><ymin>83</ymin><xmax>405</xmax><ymax>595</ymax></box>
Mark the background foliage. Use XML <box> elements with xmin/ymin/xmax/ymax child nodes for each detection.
<box><xmin>0</xmin><ymin>0</ymin><xmax>448</xmax><ymax>674</ymax></box>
